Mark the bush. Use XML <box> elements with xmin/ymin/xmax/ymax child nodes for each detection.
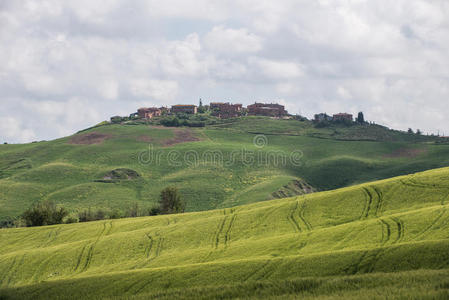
<box><xmin>65</xmin><ymin>217</ymin><xmax>78</xmax><ymax>224</ymax></box>
<box><xmin>314</xmin><ymin>121</ymin><xmax>331</xmax><ymax>128</ymax></box>
<box><xmin>149</xmin><ymin>206</ymin><xmax>161</xmax><ymax>216</ymax></box>
<box><xmin>78</xmin><ymin>208</ymin><xmax>95</xmax><ymax>222</ymax></box>
<box><xmin>22</xmin><ymin>201</ymin><xmax>69</xmax><ymax>227</ymax></box>
<box><xmin>160</xmin><ymin>117</ymin><xmax>181</xmax><ymax>127</ymax></box>
<box><xmin>0</xmin><ymin>216</ymin><xmax>17</xmax><ymax>228</ymax></box>
<box><xmin>109</xmin><ymin>209</ymin><xmax>122</xmax><ymax>219</ymax></box>
<box><xmin>126</xmin><ymin>203</ymin><xmax>140</xmax><ymax>218</ymax></box>
<box><xmin>159</xmin><ymin>187</ymin><xmax>185</xmax><ymax>214</ymax></box>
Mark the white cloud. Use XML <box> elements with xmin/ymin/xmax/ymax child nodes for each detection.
<box><xmin>0</xmin><ymin>117</ymin><xmax>36</xmax><ymax>143</ymax></box>
<box><xmin>252</xmin><ymin>58</ymin><xmax>304</xmax><ymax>80</ymax></box>
<box><xmin>1</xmin><ymin>0</ymin><xmax>449</xmax><ymax>142</ymax></box>
<box><xmin>204</xmin><ymin>26</ymin><xmax>262</xmax><ymax>54</ymax></box>
<box><xmin>129</xmin><ymin>79</ymin><xmax>179</xmax><ymax>101</ymax></box>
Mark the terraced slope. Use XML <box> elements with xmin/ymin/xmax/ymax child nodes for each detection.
<box><xmin>1</xmin><ymin>119</ymin><xmax>449</xmax><ymax>220</ymax></box>
<box><xmin>1</xmin><ymin>167</ymin><xmax>449</xmax><ymax>299</ymax></box>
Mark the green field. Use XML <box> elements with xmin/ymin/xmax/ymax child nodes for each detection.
<box><xmin>1</xmin><ymin>167</ymin><xmax>449</xmax><ymax>299</ymax></box>
<box><xmin>1</xmin><ymin>117</ymin><xmax>449</xmax><ymax>220</ymax></box>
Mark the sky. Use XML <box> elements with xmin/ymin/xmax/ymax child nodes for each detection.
<box><xmin>1</xmin><ymin>0</ymin><xmax>449</xmax><ymax>143</ymax></box>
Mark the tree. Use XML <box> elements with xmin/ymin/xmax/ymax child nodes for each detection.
<box><xmin>127</xmin><ymin>203</ymin><xmax>139</xmax><ymax>218</ymax></box>
<box><xmin>198</xmin><ymin>98</ymin><xmax>206</xmax><ymax>114</ymax></box>
<box><xmin>22</xmin><ymin>200</ymin><xmax>68</xmax><ymax>227</ymax></box>
<box><xmin>416</xmin><ymin>129</ymin><xmax>422</xmax><ymax>135</ymax></box>
<box><xmin>408</xmin><ymin>128</ymin><xmax>414</xmax><ymax>134</ymax></box>
<box><xmin>159</xmin><ymin>187</ymin><xmax>185</xmax><ymax>214</ymax></box>
<box><xmin>356</xmin><ymin>112</ymin><xmax>365</xmax><ymax>124</ymax></box>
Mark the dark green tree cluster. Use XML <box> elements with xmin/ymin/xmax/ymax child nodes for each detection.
<box><xmin>158</xmin><ymin>187</ymin><xmax>185</xmax><ymax>214</ymax></box>
<box><xmin>22</xmin><ymin>200</ymin><xmax>68</xmax><ymax>227</ymax></box>
<box><xmin>356</xmin><ymin>112</ymin><xmax>365</xmax><ymax>124</ymax></box>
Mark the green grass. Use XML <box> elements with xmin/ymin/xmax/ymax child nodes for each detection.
<box><xmin>1</xmin><ymin>167</ymin><xmax>449</xmax><ymax>299</ymax></box>
<box><xmin>1</xmin><ymin>118</ymin><xmax>449</xmax><ymax>219</ymax></box>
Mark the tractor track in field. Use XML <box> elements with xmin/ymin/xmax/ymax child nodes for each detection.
<box><xmin>413</xmin><ymin>208</ymin><xmax>446</xmax><ymax>241</ymax></box>
<box><xmin>38</xmin><ymin>227</ymin><xmax>61</xmax><ymax>248</ymax></box>
<box><xmin>31</xmin><ymin>254</ymin><xmax>54</xmax><ymax>282</ymax></box>
<box><xmin>379</xmin><ymin>219</ymin><xmax>391</xmax><ymax>246</ymax></box>
<box><xmin>224</xmin><ymin>214</ymin><xmax>237</xmax><ymax>248</ymax></box>
<box><xmin>6</xmin><ymin>254</ymin><xmax>25</xmax><ymax>285</ymax></box>
<box><xmin>257</xmin><ymin>261</ymin><xmax>278</xmax><ymax>280</ymax></box>
<box><xmin>361</xmin><ymin>187</ymin><xmax>373</xmax><ymax>219</ymax></box>
<box><xmin>261</xmin><ymin>204</ymin><xmax>282</xmax><ymax>223</ymax></box>
<box><xmin>400</xmin><ymin>177</ymin><xmax>449</xmax><ymax>191</ymax></box>
<box><xmin>144</xmin><ymin>234</ymin><xmax>154</xmax><ymax>259</ymax></box>
<box><xmin>105</xmin><ymin>221</ymin><xmax>114</xmax><ymax>236</ymax></box>
<box><xmin>351</xmin><ymin>217</ymin><xmax>394</xmax><ymax>274</ymax></box>
<box><xmin>155</xmin><ymin>236</ymin><xmax>164</xmax><ymax>257</ymax></box>
<box><xmin>344</xmin><ymin>251</ymin><xmax>369</xmax><ymax>275</ymax></box>
<box><xmin>243</xmin><ymin>260</ymin><xmax>272</xmax><ymax>282</ymax></box>
<box><xmin>287</xmin><ymin>201</ymin><xmax>302</xmax><ymax>233</ymax></box>
<box><xmin>132</xmin><ymin>278</ymin><xmax>154</xmax><ymax>295</ymax></box>
<box><xmin>348</xmin><ymin>248</ymin><xmax>384</xmax><ymax>275</ymax></box>
<box><xmin>2</xmin><ymin>256</ymin><xmax>17</xmax><ymax>286</ymax></box>
<box><xmin>82</xmin><ymin>222</ymin><xmax>108</xmax><ymax>271</ymax></box>
<box><xmin>214</xmin><ymin>216</ymin><xmax>228</xmax><ymax>249</ymax></box>
<box><xmin>361</xmin><ymin>186</ymin><xmax>383</xmax><ymax>219</ymax></box>
<box><xmin>73</xmin><ymin>244</ymin><xmax>88</xmax><ymax>272</ymax></box>
<box><xmin>299</xmin><ymin>201</ymin><xmax>312</xmax><ymax>230</ymax></box>
<box><xmin>372</xmin><ymin>186</ymin><xmax>384</xmax><ymax>216</ymax></box>
<box><xmin>73</xmin><ymin>221</ymin><xmax>109</xmax><ymax>273</ymax></box>
<box><xmin>364</xmin><ymin>248</ymin><xmax>384</xmax><ymax>273</ymax></box>
<box><xmin>391</xmin><ymin>217</ymin><xmax>404</xmax><ymax>244</ymax></box>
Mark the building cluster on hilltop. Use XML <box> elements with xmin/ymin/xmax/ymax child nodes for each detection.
<box><xmin>111</xmin><ymin>100</ymin><xmax>358</xmax><ymax>125</ymax></box>
<box><xmin>129</xmin><ymin>101</ymin><xmax>289</xmax><ymax>120</ymax></box>
<box><xmin>314</xmin><ymin>112</ymin><xmax>354</xmax><ymax>122</ymax></box>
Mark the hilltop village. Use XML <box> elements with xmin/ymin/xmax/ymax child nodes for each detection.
<box><xmin>111</xmin><ymin>101</ymin><xmax>358</xmax><ymax>124</ymax></box>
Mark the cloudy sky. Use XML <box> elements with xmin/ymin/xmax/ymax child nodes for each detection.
<box><xmin>1</xmin><ymin>0</ymin><xmax>449</xmax><ymax>143</ymax></box>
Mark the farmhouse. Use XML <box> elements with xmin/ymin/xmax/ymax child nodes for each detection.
<box><xmin>171</xmin><ymin>104</ymin><xmax>197</xmax><ymax>114</ymax></box>
<box><xmin>210</xmin><ymin>102</ymin><xmax>243</xmax><ymax>118</ymax></box>
<box><xmin>332</xmin><ymin>113</ymin><xmax>353</xmax><ymax>122</ymax></box>
<box><xmin>137</xmin><ymin>107</ymin><xmax>162</xmax><ymax>119</ymax></box>
<box><xmin>247</xmin><ymin>103</ymin><xmax>287</xmax><ymax>117</ymax></box>
<box><xmin>314</xmin><ymin>113</ymin><xmax>332</xmax><ymax>122</ymax></box>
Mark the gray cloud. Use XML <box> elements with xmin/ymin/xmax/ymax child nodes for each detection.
<box><xmin>1</xmin><ymin>0</ymin><xmax>449</xmax><ymax>143</ymax></box>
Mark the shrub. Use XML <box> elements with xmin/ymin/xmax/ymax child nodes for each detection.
<box><xmin>159</xmin><ymin>187</ymin><xmax>185</xmax><ymax>214</ymax></box>
<box><xmin>95</xmin><ymin>209</ymin><xmax>106</xmax><ymax>220</ymax></box>
<box><xmin>126</xmin><ymin>203</ymin><xmax>140</xmax><ymax>218</ymax></box>
<box><xmin>149</xmin><ymin>206</ymin><xmax>161</xmax><ymax>216</ymax></box>
<box><xmin>109</xmin><ymin>209</ymin><xmax>122</xmax><ymax>219</ymax></box>
<box><xmin>22</xmin><ymin>201</ymin><xmax>69</xmax><ymax>227</ymax></box>
<box><xmin>65</xmin><ymin>217</ymin><xmax>78</xmax><ymax>224</ymax></box>
<box><xmin>78</xmin><ymin>208</ymin><xmax>95</xmax><ymax>222</ymax></box>
<box><xmin>0</xmin><ymin>216</ymin><xmax>17</xmax><ymax>228</ymax></box>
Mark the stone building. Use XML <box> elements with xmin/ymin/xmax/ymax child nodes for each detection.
<box><xmin>210</xmin><ymin>102</ymin><xmax>243</xmax><ymax>118</ymax></box>
<box><xmin>171</xmin><ymin>105</ymin><xmax>198</xmax><ymax>114</ymax></box>
<box><xmin>332</xmin><ymin>113</ymin><xmax>353</xmax><ymax>122</ymax></box>
<box><xmin>247</xmin><ymin>103</ymin><xmax>287</xmax><ymax>117</ymax></box>
<box><xmin>137</xmin><ymin>107</ymin><xmax>162</xmax><ymax>119</ymax></box>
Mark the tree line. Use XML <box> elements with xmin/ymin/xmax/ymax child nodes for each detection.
<box><xmin>1</xmin><ymin>187</ymin><xmax>185</xmax><ymax>228</ymax></box>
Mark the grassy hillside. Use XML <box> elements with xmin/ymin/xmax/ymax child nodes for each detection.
<box><xmin>1</xmin><ymin>167</ymin><xmax>449</xmax><ymax>299</ymax></box>
<box><xmin>1</xmin><ymin>117</ymin><xmax>449</xmax><ymax>220</ymax></box>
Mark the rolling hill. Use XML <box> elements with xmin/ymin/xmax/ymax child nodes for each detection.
<box><xmin>1</xmin><ymin>117</ymin><xmax>449</xmax><ymax>221</ymax></box>
<box><xmin>1</xmin><ymin>167</ymin><xmax>449</xmax><ymax>299</ymax></box>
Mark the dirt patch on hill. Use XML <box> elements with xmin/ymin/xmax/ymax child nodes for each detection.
<box><xmin>69</xmin><ymin>132</ymin><xmax>113</xmax><ymax>145</ymax></box>
<box><xmin>163</xmin><ymin>128</ymin><xmax>200</xmax><ymax>146</ymax></box>
<box><xmin>383</xmin><ymin>148</ymin><xmax>427</xmax><ymax>159</ymax></box>
<box><xmin>137</xmin><ymin>135</ymin><xmax>155</xmax><ymax>143</ymax></box>
<box><xmin>137</xmin><ymin>127</ymin><xmax>201</xmax><ymax>146</ymax></box>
